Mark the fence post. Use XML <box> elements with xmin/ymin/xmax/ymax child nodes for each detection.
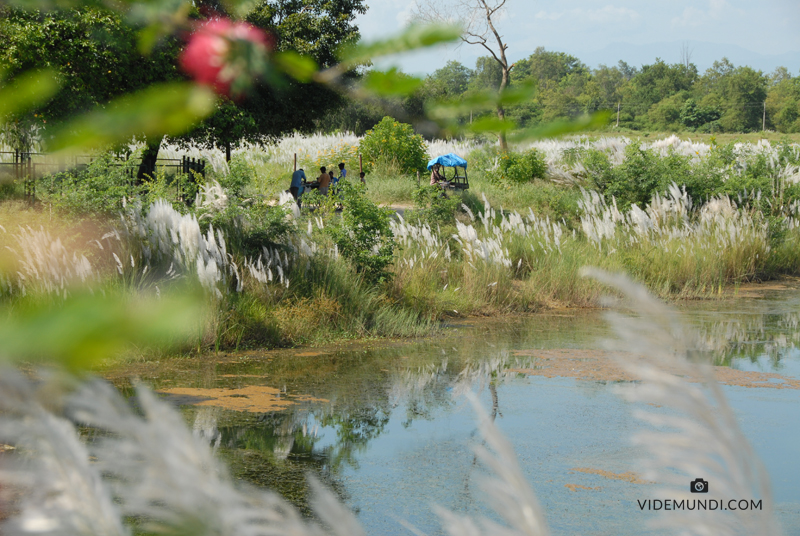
<box><xmin>359</xmin><ymin>154</ymin><xmax>363</xmax><ymax>174</ymax></box>
<box><xmin>294</xmin><ymin>153</ymin><xmax>297</xmax><ymax>172</ymax></box>
<box><xmin>27</xmin><ymin>156</ymin><xmax>33</xmax><ymax>204</ymax></box>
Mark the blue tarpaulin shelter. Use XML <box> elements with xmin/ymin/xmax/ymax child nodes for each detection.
<box><xmin>427</xmin><ymin>153</ymin><xmax>468</xmax><ymax>170</ymax></box>
<box><xmin>426</xmin><ymin>153</ymin><xmax>469</xmax><ymax>190</ymax></box>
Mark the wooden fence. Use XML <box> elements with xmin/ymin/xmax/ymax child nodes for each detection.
<box><xmin>0</xmin><ymin>151</ymin><xmax>206</xmax><ymax>203</ymax></box>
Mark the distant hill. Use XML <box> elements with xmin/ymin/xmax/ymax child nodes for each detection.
<box><xmin>572</xmin><ymin>40</ymin><xmax>800</xmax><ymax>74</ymax></box>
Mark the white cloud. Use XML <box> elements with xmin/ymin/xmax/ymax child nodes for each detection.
<box><xmin>534</xmin><ymin>5</ymin><xmax>640</xmax><ymax>23</ymax></box>
<box><xmin>672</xmin><ymin>0</ymin><xmax>736</xmax><ymax>26</ymax></box>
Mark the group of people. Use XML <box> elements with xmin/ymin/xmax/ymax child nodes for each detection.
<box><xmin>289</xmin><ymin>162</ymin><xmax>366</xmax><ymax>205</ymax></box>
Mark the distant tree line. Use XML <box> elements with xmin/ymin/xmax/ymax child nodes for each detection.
<box><xmin>320</xmin><ymin>47</ymin><xmax>800</xmax><ymax>135</ymax></box>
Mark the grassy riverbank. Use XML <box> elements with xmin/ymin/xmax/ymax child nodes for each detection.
<box><xmin>3</xmin><ymin>133</ymin><xmax>800</xmax><ymax>355</ymax></box>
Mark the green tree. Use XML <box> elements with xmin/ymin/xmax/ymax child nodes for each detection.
<box><xmin>511</xmin><ymin>47</ymin><xmax>587</xmax><ymax>91</ymax></box>
<box><xmin>766</xmin><ymin>75</ymin><xmax>800</xmax><ymax>132</ymax></box>
<box><xmin>429</xmin><ymin>60</ymin><xmax>473</xmax><ymax>97</ymax></box>
<box><xmin>0</xmin><ymin>6</ymin><xmax>184</xmax><ymax>176</ymax></box>
<box><xmin>679</xmin><ymin>98</ymin><xmax>721</xmax><ymax>130</ymax></box>
<box><xmin>588</xmin><ymin>64</ymin><xmax>627</xmax><ymax>109</ymax></box>
<box><xmin>0</xmin><ymin>6</ymin><xmax>182</xmax><ymax>132</ymax></box>
<box><xmin>720</xmin><ymin>66</ymin><xmax>767</xmax><ymax>132</ymax></box>
<box><xmin>621</xmin><ymin>59</ymin><xmax>697</xmax><ymax>128</ymax></box>
<box><xmin>173</xmin><ymin>100</ymin><xmax>259</xmax><ymax>162</ymax></box>
<box><xmin>697</xmin><ymin>60</ymin><xmax>767</xmax><ymax>132</ymax></box>
<box><xmin>646</xmin><ymin>91</ymin><xmax>689</xmax><ymax>131</ymax></box>
<box><xmin>241</xmin><ymin>0</ymin><xmax>366</xmax><ymax>137</ymax></box>
<box><xmin>469</xmin><ymin>56</ymin><xmax>503</xmax><ymax>92</ymax></box>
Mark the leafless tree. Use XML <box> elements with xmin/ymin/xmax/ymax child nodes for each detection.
<box><xmin>412</xmin><ymin>0</ymin><xmax>512</xmax><ymax>151</ymax></box>
<box><xmin>680</xmin><ymin>41</ymin><xmax>693</xmax><ymax>69</ymax></box>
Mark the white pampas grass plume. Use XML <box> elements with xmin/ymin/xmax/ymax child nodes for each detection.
<box><xmin>435</xmin><ymin>393</ymin><xmax>549</xmax><ymax>536</ymax></box>
<box><xmin>0</xmin><ymin>371</ymin><xmax>127</xmax><ymax>536</ymax></box>
<box><xmin>581</xmin><ymin>268</ymin><xmax>781</xmax><ymax>536</ymax></box>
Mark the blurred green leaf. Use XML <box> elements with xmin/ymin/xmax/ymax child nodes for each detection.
<box><xmin>510</xmin><ymin>111</ymin><xmax>613</xmax><ymax>141</ymax></box>
<box><xmin>339</xmin><ymin>24</ymin><xmax>462</xmax><ymax>67</ymax></box>
<box><xmin>128</xmin><ymin>0</ymin><xmax>192</xmax><ymax>54</ymax></box>
<box><xmin>136</xmin><ymin>24</ymin><xmax>163</xmax><ymax>55</ymax></box>
<box><xmin>273</xmin><ymin>51</ymin><xmax>318</xmax><ymax>83</ymax></box>
<box><xmin>466</xmin><ymin>116</ymin><xmax>518</xmax><ymax>134</ymax></box>
<box><xmin>219</xmin><ymin>0</ymin><xmax>262</xmax><ymax>19</ymax></box>
<box><xmin>427</xmin><ymin>82</ymin><xmax>538</xmax><ymax>121</ymax></box>
<box><xmin>49</xmin><ymin>82</ymin><xmax>216</xmax><ymax>152</ymax></box>
<box><xmin>426</xmin><ymin>90</ymin><xmax>498</xmax><ymax>120</ymax></box>
<box><xmin>0</xmin><ymin>288</ymin><xmax>205</xmax><ymax>372</ymax></box>
<box><xmin>0</xmin><ymin>69</ymin><xmax>60</xmax><ymax>120</ymax></box>
<box><xmin>496</xmin><ymin>82</ymin><xmax>538</xmax><ymax>106</ymax></box>
<box><xmin>363</xmin><ymin>69</ymin><xmax>423</xmax><ymax>96</ymax></box>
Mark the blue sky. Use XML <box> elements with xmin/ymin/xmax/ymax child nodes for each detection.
<box><xmin>355</xmin><ymin>0</ymin><xmax>800</xmax><ymax>74</ymax></box>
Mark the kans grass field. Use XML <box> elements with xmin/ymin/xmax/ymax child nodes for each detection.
<box><xmin>3</xmin><ymin>130</ymin><xmax>800</xmax><ymax>536</ymax></box>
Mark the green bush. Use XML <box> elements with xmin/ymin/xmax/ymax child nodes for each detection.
<box><xmin>221</xmin><ymin>156</ymin><xmax>254</xmax><ymax>198</ymax></box>
<box><xmin>37</xmin><ymin>153</ymin><xmax>141</xmax><ymax>216</ymax></box>
<box><xmin>327</xmin><ymin>182</ymin><xmax>396</xmax><ymax>283</ymax></box>
<box><xmin>585</xmin><ymin>145</ymin><xmax>692</xmax><ymax>210</ymax></box>
<box><xmin>409</xmin><ymin>185</ymin><xmax>461</xmax><ymax>225</ymax></box>
<box><xmin>359</xmin><ymin>117</ymin><xmax>428</xmax><ymax>174</ymax></box>
<box><xmin>472</xmin><ymin>147</ymin><xmax>547</xmax><ymax>185</ymax></box>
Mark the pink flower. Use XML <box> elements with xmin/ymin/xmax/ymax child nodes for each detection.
<box><xmin>180</xmin><ymin>18</ymin><xmax>274</xmax><ymax>97</ymax></box>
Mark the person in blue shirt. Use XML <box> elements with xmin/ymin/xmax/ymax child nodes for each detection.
<box><xmin>290</xmin><ymin>168</ymin><xmax>306</xmax><ymax>204</ymax></box>
<box><xmin>337</xmin><ymin>162</ymin><xmax>347</xmax><ymax>182</ymax></box>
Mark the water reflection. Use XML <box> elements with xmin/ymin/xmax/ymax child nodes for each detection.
<box><xmin>678</xmin><ymin>288</ymin><xmax>800</xmax><ymax>368</ymax></box>
<box><xmin>116</xmin><ymin>285</ymin><xmax>800</xmax><ymax>530</ymax></box>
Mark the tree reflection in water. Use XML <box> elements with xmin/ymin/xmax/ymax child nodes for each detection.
<box><xmin>184</xmin><ymin>350</ymin><xmax>532</xmax><ymax>515</ymax></box>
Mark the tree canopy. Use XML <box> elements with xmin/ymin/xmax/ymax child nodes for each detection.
<box><xmin>0</xmin><ymin>0</ymin><xmax>368</xmax><ymax>155</ymax></box>
<box><xmin>322</xmin><ymin>48</ymin><xmax>797</xmax><ymax>134</ymax></box>
<box><xmin>0</xmin><ymin>7</ymin><xmax>182</xmax><ymax>123</ymax></box>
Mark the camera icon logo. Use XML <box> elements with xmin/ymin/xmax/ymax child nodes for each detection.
<box><xmin>690</xmin><ymin>478</ymin><xmax>709</xmax><ymax>493</ymax></box>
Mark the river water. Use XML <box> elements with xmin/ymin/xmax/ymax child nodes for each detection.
<box><xmin>128</xmin><ymin>284</ymin><xmax>800</xmax><ymax>535</ymax></box>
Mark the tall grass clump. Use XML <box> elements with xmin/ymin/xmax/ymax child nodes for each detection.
<box><xmin>389</xmin><ymin>181</ymin><xmax>791</xmax><ymax>317</ymax></box>
<box><xmin>0</xmin><ymin>187</ymin><xmax>429</xmax><ymax>352</ymax></box>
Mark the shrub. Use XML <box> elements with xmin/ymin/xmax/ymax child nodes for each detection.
<box><xmin>221</xmin><ymin>156</ymin><xmax>254</xmax><ymax>198</ymax></box>
<box><xmin>359</xmin><ymin>117</ymin><xmax>428</xmax><ymax>174</ymax></box>
<box><xmin>585</xmin><ymin>145</ymin><xmax>693</xmax><ymax>210</ymax></box>
<box><xmin>327</xmin><ymin>182</ymin><xmax>396</xmax><ymax>283</ymax></box>
<box><xmin>408</xmin><ymin>185</ymin><xmax>461</xmax><ymax>225</ymax></box>
<box><xmin>37</xmin><ymin>153</ymin><xmax>141</xmax><ymax>216</ymax></box>
<box><xmin>472</xmin><ymin>147</ymin><xmax>547</xmax><ymax>185</ymax></box>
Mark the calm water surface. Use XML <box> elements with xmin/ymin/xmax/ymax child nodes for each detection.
<box><xmin>136</xmin><ymin>286</ymin><xmax>800</xmax><ymax>535</ymax></box>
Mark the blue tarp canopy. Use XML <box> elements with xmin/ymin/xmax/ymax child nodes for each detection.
<box><xmin>427</xmin><ymin>153</ymin><xmax>468</xmax><ymax>170</ymax></box>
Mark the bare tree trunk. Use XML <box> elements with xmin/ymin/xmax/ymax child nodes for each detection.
<box><xmin>497</xmin><ymin>66</ymin><xmax>509</xmax><ymax>152</ymax></box>
<box><xmin>472</xmin><ymin>0</ymin><xmax>510</xmax><ymax>152</ymax></box>
<box><xmin>413</xmin><ymin>0</ymin><xmax>512</xmax><ymax>148</ymax></box>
